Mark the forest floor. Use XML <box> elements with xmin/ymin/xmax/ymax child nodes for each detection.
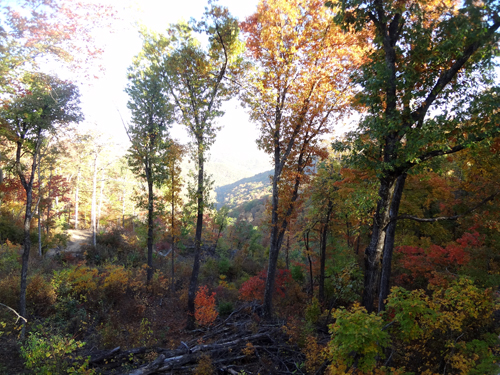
<box><xmin>46</xmin><ymin>229</ymin><xmax>92</xmax><ymax>256</ymax></box>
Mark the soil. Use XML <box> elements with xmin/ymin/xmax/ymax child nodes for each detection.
<box><xmin>46</xmin><ymin>229</ymin><xmax>92</xmax><ymax>256</ymax></box>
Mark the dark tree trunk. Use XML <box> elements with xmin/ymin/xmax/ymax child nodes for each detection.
<box><xmin>45</xmin><ymin>167</ymin><xmax>52</xmax><ymax>236</ymax></box>
<box><xmin>18</xmin><ymin>137</ymin><xmax>40</xmax><ymax>338</ymax></box>
<box><xmin>19</xmin><ymin>188</ymin><xmax>33</xmax><ymax>328</ymax></box>
<box><xmin>378</xmin><ymin>173</ymin><xmax>406</xmax><ymax>312</ymax></box>
<box><xmin>146</xmin><ymin>166</ymin><xmax>154</xmax><ymax>283</ymax></box>
<box><xmin>187</xmin><ymin>146</ymin><xmax>204</xmax><ymax>330</ymax></box>
<box><xmin>263</xmin><ymin>161</ymin><xmax>282</xmax><ymax>318</ymax></box>
<box><xmin>319</xmin><ymin>201</ymin><xmax>333</xmax><ymax>304</ymax></box>
<box><xmin>171</xmin><ymin>171</ymin><xmax>176</xmax><ymax>295</ymax></box>
<box><xmin>304</xmin><ymin>230</ymin><xmax>314</xmax><ymax>297</ymax></box>
<box><xmin>362</xmin><ymin>174</ymin><xmax>398</xmax><ymax>313</ymax></box>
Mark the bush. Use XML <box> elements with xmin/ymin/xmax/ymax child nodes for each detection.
<box><xmin>195</xmin><ymin>285</ymin><xmax>218</xmax><ymax>326</ymax></box>
<box><xmin>21</xmin><ymin>331</ymin><xmax>94</xmax><ymax>374</ymax></box>
<box><xmin>0</xmin><ymin>240</ymin><xmax>21</xmax><ymax>276</ymax></box>
<box><xmin>218</xmin><ymin>301</ymin><xmax>233</xmax><ymax>316</ymax></box>
<box><xmin>327</xmin><ymin>303</ymin><xmax>390</xmax><ymax>373</ymax></box>
<box><xmin>27</xmin><ymin>274</ymin><xmax>56</xmax><ymax>317</ymax></box>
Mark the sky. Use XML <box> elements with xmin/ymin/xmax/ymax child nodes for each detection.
<box><xmin>50</xmin><ymin>0</ymin><xmax>271</xmax><ymax>175</ymax></box>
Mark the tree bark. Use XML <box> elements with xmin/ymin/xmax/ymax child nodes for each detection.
<box><xmin>37</xmin><ymin>155</ymin><xmax>42</xmax><ymax>257</ymax></box>
<box><xmin>362</xmin><ymin>174</ymin><xmax>398</xmax><ymax>313</ymax></box>
<box><xmin>146</xmin><ymin>160</ymin><xmax>154</xmax><ymax>283</ymax></box>
<box><xmin>319</xmin><ymin>200</ymin><xmax>333</xmax><ymax>304</ymax></box>
<box><xmin>187</xmin><ymin>145</ymin><xmax>205</xmax><ymax>330</ymax></box>
<box><xmin>74</xmin><ymin>167</ymin><xmax>80</xmax><ymax>229</ymax></box>
<box><xmin>378</xmin><ymin>173</ymin><xmax>406</xmax><ymax>312</ymax></box>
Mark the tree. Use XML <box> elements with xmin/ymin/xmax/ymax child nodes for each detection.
<box><xmin>0</xmin><ymin>0</ymin><xmax>114</xmax><ymax>93</ymax></box>
<box><xmin>0</xmin><ymin>73</ymin><xmax>82</xmax><ymax>333</ymax></box>
<box><xmin>125</xmin><ymin>44</ymin><xmax>173</xmax><ymax>283</ymax></box>
<box><xmin>141</xmin><ymin>4</ymin><xmax>243</xmax><ymax>329</ymax></box>
<box><xmin>161</xmin><ymin>140</ymin><xmax>185</xmax><ymax>293</ymax></box>
<box><xmin>240</xmin><ymin>0</ymin><xmax>363</xmax><ymax>317</ymax></box>
<box><xmin>328</xmin><ymin>0</ymin><xmax>500</xmax><ymax>312</ymax></box>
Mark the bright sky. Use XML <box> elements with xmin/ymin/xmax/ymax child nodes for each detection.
<box><xmin>59</xmin><ymin>0</ymin><xmax>271</xmax><ymax>174</ymax></box>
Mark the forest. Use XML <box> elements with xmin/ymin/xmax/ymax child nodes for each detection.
<box><xmin>0</xmin><ymin>0</ymin><xmax>500</xmax><ymax>374</ymax></box>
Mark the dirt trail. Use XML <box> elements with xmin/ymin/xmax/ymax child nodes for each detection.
<box><xmin>46</xmin><ymin>229</ymin><xmax>92</xmax><ymax>256</ymax></box>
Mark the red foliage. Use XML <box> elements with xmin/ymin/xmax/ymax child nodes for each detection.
<box><xmin>239</xmin><ymin>269</ymin><xmax>292</xmax><ymax>302</ymax></box>
<box><xmin>396</xmin><ymin>231</ymin><xmax>480</xmax><ymax>286</ymax></box>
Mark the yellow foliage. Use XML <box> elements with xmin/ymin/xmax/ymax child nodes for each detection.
<box><xmin>192</xmin><ymin>353</ymin><xmax>214</xmax><ymax>375</ymax></box>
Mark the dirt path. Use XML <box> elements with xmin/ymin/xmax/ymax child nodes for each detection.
<box><xmin>46</xmin><ymin>229</ymin><xmax>92</xmax><ymax>256</ymax></box>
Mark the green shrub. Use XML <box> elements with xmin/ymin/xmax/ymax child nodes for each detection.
<box><xmin>327</xmin><ymin>303</ymin><xmax>390</xmax><ymax>373</ymax></box>
<box><xmin>218</xmin><ymin>257</ymin><xmax>231</xmax><ymax>275</ymax></box>
<box><xmin>291</xmin><ymin>264</ymin><xmax>305</xmax><ymax>283</ymax></box>
<box><xmin>218</xmin><ymin>301</ymin><xmax>233</xmax><ymax>315</ymax></box>
<box><xmin>21</xmin><ymin>331</ymin><xmax>95</xmax><ymax>374</ymax></box>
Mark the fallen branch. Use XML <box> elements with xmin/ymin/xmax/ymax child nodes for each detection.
<box><xmin>0</xmin><ymin>302</ymin><xmax>27</xmax><ymax>323</ymax></box>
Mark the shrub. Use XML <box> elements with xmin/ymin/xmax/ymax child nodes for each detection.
<box><xmin>21</xmin><ymin>331</ymin><xmax>94</xmax><ymax>374</ymax></box>
<box><xmin>291</xmin><ymin>264</ymin><xmax>305</xmax><ymax>283</ymax></box>
<box><xmin>218</xmin><ymin>301</ymin><xmax>233</xmax><ymax>316</ymax></box>
<box><xmin>0</xmin><ymin>240</ymin><xmax>21</xmax><ymax>276</ymax></box>
<box><xmin>386</xmin><ymin>277</ymin><xmax>498</xmax><ymax>374</ymax></box>
<box><xmin>195</xmin><ymin>285</ymin><xmax>218</xmax><ymax>326</ymax></box>
<box><xmin>27</xmin><ymin>274</ymin><xmax>56</xmax><ymax>317</ymax></box>
<box><xmin>239</xmin><ymin>269</ymin><xmax>292</xmax><ymax>302</ymax></box>
<box><xmin>327</xmin><ymin>303</ymin><xmax>390</xmax><ymax>373</ymax></box>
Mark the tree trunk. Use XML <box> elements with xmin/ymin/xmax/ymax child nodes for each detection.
<box><xmin>362</xmin><ymin>175</ymin><xmax>399</xmax><ymax>313</ymax></box>
<box><xmin>304</xmin><ymin>230</ymin><xmax>314</xmax><ymax>297</ymax></box>
<box><xmin>187</xmin><ymin>145</ymin><xmax>204</xmax><ymax>330</ymax></box>
<box><xmin>74</xmin><ymin>167</ymin><xmax>80</xmax><ymax>229</ymax></box>
<box><xmin>122</xmin><ymin>183</ymin><xmax>126</xmax><ymax>228</ymax></box>
<box><xmin>171</xmin><ymin>194</ymin><xmax>175</xmax><ymax>295</ymax></box>
<box><xmin>319</xmin><ymin>201</ymin><xmax>333</xmax><ymax>304</ymax></box>
<box><xmin>97</xmin><ymin>170</ymin><xmax>104</xmax><ymax>231</ymax></box>
<box><xmin>263</xmin><ymin>164</ymin><xmax>282</xmax><ymax>318</ymax></box>
<box><xmin>45</xmin><ymin>166</ymin><xmax>52</xmax><ymax>236</ymax></box>
<box><xmin>378</xmin><ymin>173</ymin><xmax>406</xmax><ymax>312</ymax></box>
<box><xmin>37</xmin><ymin>156</ymin><xmax>42</xmax><ymax>257</ymax></box>
<box><xmin>91</xmin><ymin>154</ymin><xmax>98</xmax><ymax>247</ymax></box>
<box><xmin>18</xmin><ymin>139</ymin><xmax>40</xmax><ymax>338</ymax></box>
<box><xmin>20</xmin><ymin>188</ymin><xmax>33</xmax><ymax>337</ymax></box>
<box><xmin>146</xmin><ymin>169</ymin><xmax>154</xmax><ymax>282</ymax></box>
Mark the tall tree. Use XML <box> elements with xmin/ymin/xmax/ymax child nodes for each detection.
<box><xmin>126</xmin><ymin>44</ymin><xmax>173</xmax><ymax>283</ymax></box>
<box><xmin>161</xmin><ymin>141</ymin><xmax>185</xmax><ymax>294</ymax></box>
<box><xmin>328</xmin><ymin>0</ymin><xmax>500</xmax><ymax>312</ymax></box>
<box><xmin>0</xmin><ymin>73</ymin><xmax>82</xmax><ymax>333</ymax></box>
<box><xmin>141</xmin><ymin>4</ymin><xmax>243</xmax><ymax>329</ymax></box>
<box><xmin>240</xmin><ymin>0</ymin><xmax>363</xmax><ymax>317</ymax></box>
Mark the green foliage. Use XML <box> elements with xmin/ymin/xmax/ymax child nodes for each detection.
<box><xmin>21</xmin><ymin>331</ymin><xmax>94</xmax><ymax>374</ymax></box>
<box><xmin>218</xmin><ymin>257</ymin><xmax>231</xmax><ymax>276</ymax></box>
<box><xmin>325</xmin><ymin>261</ymin><xmax>363</xmax><ymax>307</ymax></box>
<box><xmin>217</xmin><ymin>301</ymin><xmax>233</xmax><ymax>316</ymax></box>
<box><xmin>328</xmin><ymin>303</ymin><xmax>390</xmax><ymax>372</ymax></box>
<box><xmin>305</xmin><ymin>297</ymin><xmax>322</xmax><ymax>325</ymax></box>
<box><xmin>0</xmin><ymin>240</ymin><xmax>21</xmax><ymax>275</ymax></box>
<box><xmin>291</xmin><ymin>264</ymin><xmax>305</xmax><ymax>284</ymax></box>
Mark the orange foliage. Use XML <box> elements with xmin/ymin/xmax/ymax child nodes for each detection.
<box><xmin>194</xmin><ymin>285</ymin><xmax>218</xmax><ymax>326</ymax></box>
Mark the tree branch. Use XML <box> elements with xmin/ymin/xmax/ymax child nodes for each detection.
<box><xmin>393</xmin><ymin>191</ymin><xmax>500</xmax><ymax>224</ymax></box>
<box><xmin>0</xmin><ymin>302</ymin><xmax>27</xmax><ymax>323</ymax></box>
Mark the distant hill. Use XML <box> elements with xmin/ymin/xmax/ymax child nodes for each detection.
<box><xmin>215</xmin><ymin>170</ymin><xmax>273</xmax><ymax>210</ymax></box>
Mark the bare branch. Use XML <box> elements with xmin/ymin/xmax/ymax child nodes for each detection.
<box><xmin>0</xmin><ymin>302</ymin><xmax>27</xmax><ymax>323</ymax></box>
<box><xmin>393</xmin><ymin>191</ymin><xmax>500</xmax><ymax>225</ymax></box>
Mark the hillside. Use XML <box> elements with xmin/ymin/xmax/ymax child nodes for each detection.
<box><xmin>214</xmin><ymin>169</ymin><xmax>272</xmax><ymax>210</ymax></box>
